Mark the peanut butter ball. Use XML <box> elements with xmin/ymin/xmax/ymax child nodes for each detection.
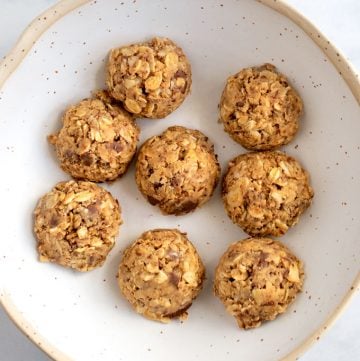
<box><xmin>219</xmin><ymin>64</ymin><xmax>302</xmax><ymax>150</ymax></box>
<box><xmin>49</xmin><ymin>91</ymin><xmax>139</xmax><ymax>182</ymax></box>
<box><xmin>136</xmin><ymin>126</ymin><xmax>220</xmax><ymax>215</ymax></box>
<box><xmin>118</xmin><ymin>229</ymin><xmax>205</xmax><ymax>322</ymax></box>
<box><xmin>214</xmin><ymin>237</ymin><xmax>304</xmax><ymax>329</ymax></box>
<box><xmin>222</xmin><ymin>151</ymin><xmax>313</xmax><ymax>237</ymax></box>
<box><xmin>107</xmin><ymin>37</ymin><xmax>191</xmax><ymax>118</ymax></box>
<box><xmin>34</xmin><ymin>180</ymin><xmax>121</xmax><ymax>271</ymax></box>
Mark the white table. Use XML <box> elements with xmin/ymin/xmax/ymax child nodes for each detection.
<box><xmin>0</xmin><ymin>1</ymin><xmax>359</xmax><ymax>360</ymax></box>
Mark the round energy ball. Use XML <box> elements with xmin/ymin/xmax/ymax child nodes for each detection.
<box><xmin>222</xmin><ymin>151</ymin><xmax>313</xmax><ymax>237</ymax></box>
<box><xmin>219</xmin><ymin>64</ymin><xmax>303</xmax><ymax>150</ymax></box>
<box><xmin>106</xmin><ymin>37</ymin><xmax>192</xmax><ymax>118</ymax></box>
<box><xmin>118</xmin><ymin>229</ymin><xmax>205</xmax><ymax>322</ymax></box>
<box><xmin>49</xmin><ymin>91</ymin><xmax>139</xmax><ymax>182</ymax></box>
<box><xmin>214</xmin><ymin>237</ymin><xmax>304</xmax><ymax>329</ymax></box>
<box><xmin>34</xmin><ymin>180</ymin><xmax>122</xmax><ymax>271</ymax></box>
<box><xmin>135</xmin><ymin>126</ymin><xmax>220</xmax><ymax>215</ymax></box>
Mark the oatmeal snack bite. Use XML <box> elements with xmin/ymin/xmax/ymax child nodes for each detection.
<box><xmin>222</xmin><ymin>151</ymin><xmax>313</xmax><ymax>237</ymax></box>
<box><xmin>135</xmin><ymin>126</ymin><xmax>220</xmax><ymax>215</ymax></box>
<box><xmin>219</xmin><ymin>64</ymin><xmax>302</xmax><ymax>150</ymax></box>
<box><xmin>118</xmin><ymin>229</ymin><xmax>205</xmax><ymax>322</ymax></box>
<box><xmin>49</xmin><ymin>90</ymin><xmax>139</xmax><ymax>182</ymax></box>
<box><xmin>34</xmin><ymin>180</ymin><xmax>122</xmax><ymax>271</ymax></box>
<box><xmin>214</xmin><ymin>237</ymin><xmax>304</xmax><ymax>329</ymax></box>
<box><xmin>106</xmin><ymin>37</ymin><xmax>191</xmax><ymax>118</ymax></box>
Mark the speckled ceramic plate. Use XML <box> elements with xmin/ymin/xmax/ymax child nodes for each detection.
<box><xmin>0</xmin><ymin>1</ymin><xmax>359</xmax><ymax>360</ymax></box>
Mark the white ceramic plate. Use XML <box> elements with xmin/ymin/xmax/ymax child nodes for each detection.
<box><xmin>0</xmin><ymin>1</ymin><xmax>359</xmax><ymax>360</ymax></box>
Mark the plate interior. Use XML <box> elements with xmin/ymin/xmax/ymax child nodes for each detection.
<box><xmin>0</xmin><ymin>0</ymin><xmax>359</xmax><ymax>360</ymax></box>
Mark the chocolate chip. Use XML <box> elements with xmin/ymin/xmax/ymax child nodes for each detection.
<box><xmin>176</xmin><ymin>200</ymin><xmax>198</xmax><ymax>214</ymax></box>
<box><xmin>112</xmin><ymin>141</ymin><xmax>124</xmax><ymax>153</ymax></box>
<box><xmin>64</xmin><ymin>149</ymin><xmax>74</xmax><ymax>159</ymax></box>
<box><xmin>170</xmin><ymin>176</ymin><xmax>180</xmax><ymax>187</ymax></box>
<box><xmin>175</xmin><ymin>70</ymin><xmax>186</xmax><ymax>78</ymax></box>
<box><xmin>87</xmin><ymin>204</ymin><xmax>98</xmax><ymax>216</ymax></box>
<box><xmin>178</xmin><ymin>149</ymin><xmax>186</xmax><ymax>160</ymax></box>
<box><xmin>147</xmin><ymin>196</ymin><xmax>159</xmax><ymax>205</ymax></box>
<box><xmin>259</xmin><ymin>251</ymin><xmax>269</xmax><ymax>268</ymax></box>
<box><xmin>229</xmin><ymin>113</ymin><xmax>237</xmax><ymax>120</ymax></box>
<box><xmin>81</xmin><ymin>152</ymin><xmax>94</xmax><ymax>166</ymax></box>
<box><xmin>64</xmin><ymin>149</ymin><xmax>80</xmax><ymax>164</ymax></box>
<box><xmin>263</xmin><ymin>301</ymin><xmax>275</xmax><ymax>306</ymax></box>
<box><xmin>169</xmin><ymin>272</ymin><xmax>180</xmax><ymax>286</ymax></box>
<box><xmin>154</xmin><ymin>182</ymin><xmax>162</xmax><ymax>190</ymax></box>
<box><xmin>49</xmin><ymin>215</ymin><xmax>60</xmax><ymax>228</ymax></box>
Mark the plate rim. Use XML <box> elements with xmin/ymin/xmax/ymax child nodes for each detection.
<box><xmin>0</xmin><ymin>1</ymin><xmax>359</xmax><ymax>360</ymax></box>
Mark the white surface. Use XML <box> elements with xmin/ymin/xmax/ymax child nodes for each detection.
<box><xmin>0</xmin><ymin>0</ymin><xmax>359</xmax><ymax>360</ymax></box>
